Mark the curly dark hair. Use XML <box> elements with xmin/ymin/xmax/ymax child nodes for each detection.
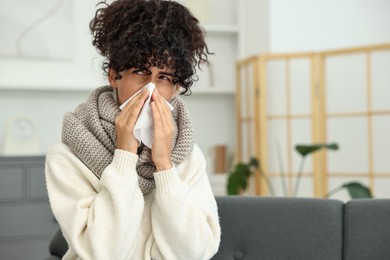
<box><xmin>89</xmin><ymin>0</ymin><xmax>211</xmax><ymax>95</ymax></box>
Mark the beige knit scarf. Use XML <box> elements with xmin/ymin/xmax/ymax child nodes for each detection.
<box><xmin>62</xmin><ymin>85</ymin><xmax>194</xmax><ymax>194</ymax></box>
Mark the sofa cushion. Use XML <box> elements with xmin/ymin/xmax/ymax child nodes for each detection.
<box><xmin>211</xmin><ymin>196</ymin><xmax>344</xmax><ymax>260</ymax></box>
<box><xmin>343</xmin><ymin>199</ymin><xmax>390</xmax><ymax>260</ymax></box>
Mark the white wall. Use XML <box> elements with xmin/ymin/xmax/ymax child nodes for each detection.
<box><xmin>0</xmin><ymin>89</ymin><xmax>88</xmax><ymax>154</ymax></box>
<box><xmin>270</xmin><ymin>0</ymin><xmax>390</xmax><ymax>52</ymax></box>
<box><xmin>0</xmin><ymin>1</ymin><xmax>105</xmax><ymax>90</ymax></box>
<box><xmin>240</xmin><ymin>0</ymin><xmax>270</xmax><ymax>58</ymax></box>
<box><xmin>240</xmin><ymin>0</ymin><xmax>390</xmax><ymax>57</ymax></box>
<box><xmin>0</xmin><ymin>1</ymin><xmax>104</xmax><ymax>154</ymax></box>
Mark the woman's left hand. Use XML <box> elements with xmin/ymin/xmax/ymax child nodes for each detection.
<box><xmin>151</xmin><ymin>89</ymin><xmax>174</xmax><ymax>171</ymax></box>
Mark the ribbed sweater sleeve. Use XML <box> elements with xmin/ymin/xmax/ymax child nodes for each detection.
<box><xmin>150</xmin><ymin>145</ymin><xmax>221</xmax><ymax>259</ymax></box>
<box><xmin>45</xmin><ymin>144</ymin><xmax>145</xmax><ymax>260</ymax></box>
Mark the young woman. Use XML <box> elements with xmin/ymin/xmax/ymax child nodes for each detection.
<box><xmin>45</xmin><ymin>0</ymin><xmax>221</xmax><ymax>259</ymax></box>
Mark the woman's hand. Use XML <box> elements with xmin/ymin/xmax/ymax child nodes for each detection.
<box><xmin>115</xmin><ymin>88</ymin><xmax>149</xmax><ymax>153</ymax></box>
<box><xmin>151</xmin><ymin>89</ymin><xmax>174</xmax><ymax>171</ymax></box>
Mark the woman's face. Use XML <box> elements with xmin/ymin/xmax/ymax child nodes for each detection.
<box><xmin>109</xmin><ymin>65</ymin><xmax>179</xmax><ymax>105</ymax></box>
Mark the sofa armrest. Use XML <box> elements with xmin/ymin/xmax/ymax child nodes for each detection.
<box><xmin>344</xmin><ymin>199</ymin><xmax>390</xmax><ymax>260</ymax></box>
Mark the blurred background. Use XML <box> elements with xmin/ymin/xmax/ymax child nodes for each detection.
<box><xmin>0</xmin><ymin>0</ymin><xmax>389</xmax><ymax>258</ymax></box>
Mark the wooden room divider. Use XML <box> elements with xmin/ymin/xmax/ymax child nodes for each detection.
<box><xmin>236</xmin><ymin>43</ymin><xmax>390</xmax><ymax>198</ymax></box>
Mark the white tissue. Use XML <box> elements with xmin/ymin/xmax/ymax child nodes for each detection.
<box><xmin>119</xmin><ymin>82</ymin><xmax>174</xmax><ymax>148</ymax></box>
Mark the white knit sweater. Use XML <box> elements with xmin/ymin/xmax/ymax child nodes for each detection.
<box><xmin>45</xmin><ymin>142</ymin><xmax>221</xmax><ymax>260</ymax></box>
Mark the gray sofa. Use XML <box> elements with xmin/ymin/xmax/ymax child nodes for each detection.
<box><xmin>46</xmin><ymin>196</ymin><xmax>390</xmax><ymax>260</ymax></box>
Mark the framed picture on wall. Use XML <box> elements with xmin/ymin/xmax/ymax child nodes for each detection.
<box><xmin>0</xmin><ymin>0</ymin><xmax>73</xmax><ymax>60</ymax></box>
<box><xmin>0</xmin><ymin>0</ymin><xmax>104</xmax><ymax>91</ymax></box>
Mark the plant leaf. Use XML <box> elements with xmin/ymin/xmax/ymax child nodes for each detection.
<box><xmin>227</xmin><ymin>163</ymin><xmax>250</xmax><ymax>195</ymax></box>
<box><xmin>295</xmin><ymin>143</ymin><xmax>339</xmax><ymax>157</ymax></box>
<box><xmin>227</xmin><ymin>171</ymin><xmax>241</xmax><ymax>195</ymax></box>
<box><xmin>235</xmin><ymin>163</ymin><xmax>251</xmax><ymax>178</ymax></box>
<box><xmin>227</xmin><ymin>158</ymin><xmax>260</xmax><ymax>195</ymax></box>
<box><xmin>342</xmin><ymin>182</ymin><xmax>372</xmax><ymax>198</ymax></box>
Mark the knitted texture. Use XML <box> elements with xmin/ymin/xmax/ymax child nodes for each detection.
<box><xmin>62</xmin><ymin>85</ymin><xmax>194</xmax><ymax>194</ymax></box>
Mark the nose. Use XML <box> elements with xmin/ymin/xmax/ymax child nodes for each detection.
<box><xmin>149</xmin><ymin>78</ymin><xmax>157</xmax><ymax>85</ymax></box>
<box><xmin>148</xmin><ymin>70</ymin><xmax>159</xmax><ymax>85</ymax></box>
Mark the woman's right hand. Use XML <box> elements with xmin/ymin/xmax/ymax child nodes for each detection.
<box><xmin>115</xmin><ymin>88</ymin><xmax>149</xmax><ymax>153</ymax></box>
